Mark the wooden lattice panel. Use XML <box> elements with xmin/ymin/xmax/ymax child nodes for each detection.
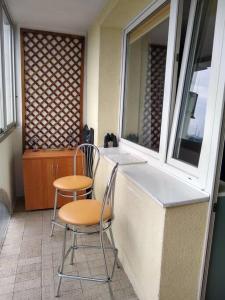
<box><xmin>21</xmin><ymin>29</ymin><xmax>84</xmax><ymax>149</ymax></box>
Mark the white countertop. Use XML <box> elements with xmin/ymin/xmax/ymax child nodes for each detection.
<box><xmin>100</xmin><ymin>147</ymin><xmax>209</xmax><ymax>208</ymax></box>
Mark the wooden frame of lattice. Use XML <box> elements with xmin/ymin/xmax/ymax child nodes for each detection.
<box><xmin>21</xmin><ymin>28</ymin><xmax>85</xmax><ymax>150</ymax></box>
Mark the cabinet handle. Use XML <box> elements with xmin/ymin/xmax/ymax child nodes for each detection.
<box><xmin>52</xmin><ymin>163</ymin><xmax>54</xmax><ymax>176</ymax></box>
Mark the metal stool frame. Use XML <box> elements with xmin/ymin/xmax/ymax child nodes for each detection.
<box><xmin>56</xmin><ymin>163</ymin><xmax>119</xmax><ymax>297</ymax></box>
<box><xmin>50</xmin><ymin>143</ymin><xmax>100</xmax><ymax>236</ymax></box>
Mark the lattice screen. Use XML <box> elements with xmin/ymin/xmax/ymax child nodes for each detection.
<box><xmin>21</xmin><ymin>29</ymin><xmax>84</xmax><ymax>149</ymax></box>
<box><xmin>141</xmin><ymin>44</ymin><xmax>167</xmax><ymax>151</ymax></box>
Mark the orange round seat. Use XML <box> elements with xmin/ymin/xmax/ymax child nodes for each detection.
<box><xmin>58</xmin><ymin>200</ymin><xmax>111</xmax><ymax>226</ymax></box>
<box><xmin>53</xmin><ymin>175</ymin><xmax>93</xmax><ymax>191</ymax></box>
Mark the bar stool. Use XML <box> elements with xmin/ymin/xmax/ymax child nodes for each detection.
<box><xmin>56</xmin><ymin>163</ymin><xmax>119</xmax><ymax>297</ymax></box>
<box><xmin>50</xmin><ymin>143</ymin><xmax>100</xmax><ymax>237</ymax></box>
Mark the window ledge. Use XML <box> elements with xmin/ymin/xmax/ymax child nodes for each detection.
<box><xmin>0</xmin><ymin>125</ymin><xmax>16</xmax><ymax>143</ymax></box>
<box><xmin>100</xmin><ymin>147</ymin><xmax>209</xmax><ymax>208</ymax></box>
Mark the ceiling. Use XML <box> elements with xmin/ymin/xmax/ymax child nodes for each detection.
<box><xmin>6</xmin><ymin>0</ymin><xmax>108</xmax><ymax>35</ymax></box>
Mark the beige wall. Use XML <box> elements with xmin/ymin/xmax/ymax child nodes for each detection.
<box><xmin>95</xmin><ymin>157</ymin><xmax>208</xmax><ymax>300</ymax></box>
<box><xmin>86</xmin><ymin>24</ymin><xmax>101</xmax><ymax>144</ymax></box>
<box><xmin>98</xmin><ymin>27</ymin><xmax>122</xmax><ymax>144</ymax></box>
<box><xmin>159</xmin><ymin>203</ymin><xmax>208</xmax><ymax>300</ymax></box>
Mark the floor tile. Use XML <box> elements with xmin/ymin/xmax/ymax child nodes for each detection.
<box><xmin>16</xmin><ymin>262</ymin><xmax>41</xmax><ymax>273</ymax></box>
<box><xmin>0</xmin><ymin>274</ymin><xmax>15</xmax><ymax>283</ymax></box>
<box><xmin>13</xmin><ymin>287</ymin><xmax>41</xmax><ymax>300</ymax></box>
<box><xmin>14</xmin><ymin>278</ymin><xmax>41</xmax><ymax>292</ymax></box>
<box><xmin>0</xmin><ymin>264</ymin><xmax>17</xmax><ymax>278</ymax></box>
<box><xmin>17</xmin><ymin>256</ymin><xmax>41</xmax><ymax>266</ymax></box>
<box><xmin>42</xmin><ymin>267</ymin><xmax>54</xmax><ymax>287</ymax></box>
<box><xmin>42</xmin><ymin>285</ymin><xmax>55</xmax><ymax>300</ymax></box>
<box><xmin>15</xmin><ymin>270</ymin><xmax>41</xmax><ymax>283</ymax></box>
<box><xmin>0</xmin><ymin>283</ymin><xmax>14</xmax><ymax>295</ymax></box>
<box><xmin>0</xmin><ymin>293</ymin><xmax>13</xmax><ymax>300</ymax></box>
<box><xmin>0</xmin><ymin>244</ymin><xmax>21</xmax><ymax>257</ymax></box>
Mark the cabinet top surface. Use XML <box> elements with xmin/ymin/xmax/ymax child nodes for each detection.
<box><xmin>23</xmin><ymin>149</ymin><xmax>78</xmax><ymax>159</ymax></box>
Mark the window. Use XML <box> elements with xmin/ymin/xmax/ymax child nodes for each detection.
<box><xmin>172</xmin><ymin>0</ymin><xmax>218</xmax><ymax>167</ymax></box>
<box><xmin>0</xmin><ymin>3</ymin><xmax>15</xmax><ymax>137</ymax></box>
<box><xmin>120</xmin><ymin>0</ymin><xmax>224</xmax><ymax>190</ymax></box>
<box><xmin>121</xmin><ymin>3</ymin><xmax>170</xmax><ymax>153</ymax></box>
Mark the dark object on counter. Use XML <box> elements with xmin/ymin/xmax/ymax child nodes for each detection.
<box><xmin>104</xmin><ymin>133</ymin><xmax>111</xmax><ymax>148</ymax></box>
<box><xmin>82</xmin><ymin>125</ymin><xmax>94</xmax><ymax>144</ymax></box>
<box><xmin>104</xmin><ymin>133</ymin><xmax>118</xmax><ymax>148</ymax></box>
<box><xmin>111</xmin><ymin>133</ymin><xmax>118</xmax><ymax>147</ymax></box>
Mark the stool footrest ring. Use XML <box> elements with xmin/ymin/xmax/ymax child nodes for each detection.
<box><xmin>57</xmin><ymin>271</ymin><xmax>111</xmax><ymax>283</ymax></box>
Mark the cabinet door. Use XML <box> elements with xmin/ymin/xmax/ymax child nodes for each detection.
<box><xmin>23</xmin><ymin>159</ymin><xmax>45</xmax><ymax>210</ymax></box>
<box><xmin>24</xmin><ymin>153</ymin><xmax>84</xmax><ymax>210</ymax></box>
<box><xmin>42</xmin><ymin>158</ymin><xmax>56</xmax><ymax>209</ymax></box>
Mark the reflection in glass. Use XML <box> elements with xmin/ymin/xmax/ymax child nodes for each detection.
<box><xmin>122</xmin><ymin>3</ymin><xmax>170</xmax><ymax>152</ymax></box>
<box><xmin>173</xmin><ymin>0</ymin><xmax>217</xmax><ymax>166</ymax></box>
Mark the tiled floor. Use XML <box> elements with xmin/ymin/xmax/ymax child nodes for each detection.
<box><xmin>0</xmin><ymin>210</ymin><xmax>138</xmax><ymax>300</ymax></box>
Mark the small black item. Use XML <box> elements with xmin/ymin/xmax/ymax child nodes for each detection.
<box><xmin>110</xmin><ymin>133</ymin><xmax>118</xmax><ymax>147</ymax></box>
<box><xmin>82</xmin><ymin>124</ymin><xmax>94</xmax><ymax>144</ymax></box>
<box><xmin>104</xmin><ymin>133</ymin><xmax>111</xmax><ymax>148</ymax></box>
<box><xmin>104</xmin><ymin>133</ymin><xmax>118</xmax><ymax>148</ymax></box>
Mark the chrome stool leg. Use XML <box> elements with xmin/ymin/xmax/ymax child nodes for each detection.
<box><xmin>50</xmin><ymin>189</ymin><xmax>58</xmax><ymax>237</ymax></box>
<box><xmin>56</xmin><ymin>225</ymin><xmax>68</xmax><ymax>297</ymax></box>
<box><xmin>55</xmin><ymin>226</ymin><xmax>118</xmax><ymax>297</ymax></box>
<box><xmin>109</xmin><ymin>227</ymin><xmax>120</xmax><ymax>269</ymax></box>
<box><xmin>70</xmin><ymin>192</ymin><xmax>77</xmax><ymax>264</ymax></box>
<box><xmin>70</xmin><ymin>227</ymin><xmax>77</xmax><ymax>265</ymax></box>
<box><xmin>100</xmin><ymin>229</ymin><xmax>110</xmax><ymax>281</ymax></box>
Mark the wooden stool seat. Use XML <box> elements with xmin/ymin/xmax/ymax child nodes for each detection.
<box><xmin>58</xmin><ymin>200</ymin><xmax>111</xmax><ymax>226</ymax></box>
<box><xmin>53</xmin><ymin>175</ymin><xmax>93</xmax><ymax>191</ymax></box>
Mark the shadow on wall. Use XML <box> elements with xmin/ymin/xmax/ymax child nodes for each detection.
<box><xmin>0</xmin><ymin>189</ymin><xmax>11</xmax><ymax>250</ymax></box>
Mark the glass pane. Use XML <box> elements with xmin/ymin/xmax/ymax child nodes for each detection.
<box><xmin>3</xmin><ymin>9</ymin><xmax>14</xmax><ymax>126</ymax></box>
<box><xmin>176</xmin><ymin>0</ymin><xmax>191</xmax><ymax>85</ymax></box>
<box><xmin>122</xmin><ymin>3</ymin><xmax>170</xmax><ymax>152</ymax></box>
<box><xmin>173</xmin><ymin>0</ymin><xmax>218</xmax><ymax>167</ymax></box>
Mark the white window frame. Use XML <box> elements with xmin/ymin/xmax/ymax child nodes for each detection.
<box><xmin>119</xmin><ymin>0</ymin><xmax>180</xmax><ymax>166</ymax></box>
<box><xmin>167</xmin><ymin>0</ymin><xmax>225</xmax><ymax>190</ymax></box>
<box><xmin>119</xmin><ymin>0</ymin><xmax>225</xmax><ymax>192</ymax></box>
<box><xmin>0</xmin><ymin>0</ymin><xmax>16</xmax><ymax>140</ymax></box>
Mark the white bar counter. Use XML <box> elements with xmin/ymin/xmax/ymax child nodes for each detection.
<box><xmin>95</xmin><ymin>148</ymin><xmax>209</xmax><ymax>300</ymax></box>
<box><xmin>100</xmin><ymin>147</ymin><xmax>209</xmax><ymax>207</ymax></box>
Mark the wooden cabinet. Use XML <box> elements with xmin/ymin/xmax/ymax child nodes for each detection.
<box><xmin>23</xmin><ymin>149</ymin><xmax>82</xmax><ymax>210</ymax></box>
